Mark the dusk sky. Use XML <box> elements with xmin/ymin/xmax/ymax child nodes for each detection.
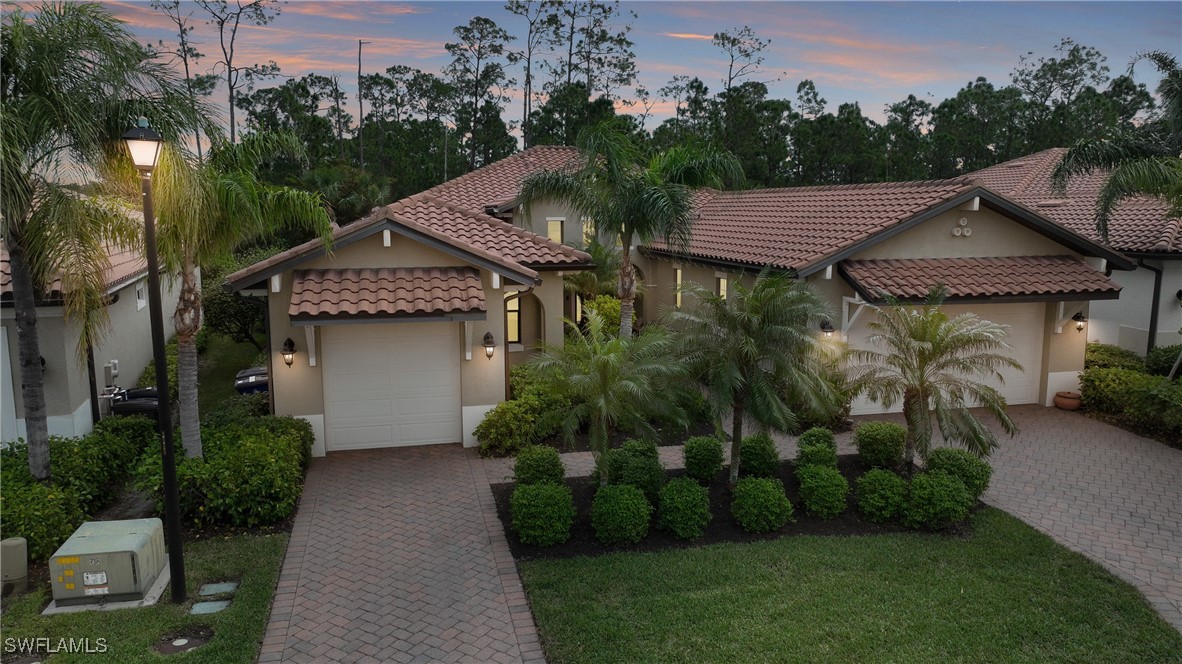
<box><xmin>102</xmin><ymin>0</ymin><xmax>1181</xmax><ymax>131</ymax></box>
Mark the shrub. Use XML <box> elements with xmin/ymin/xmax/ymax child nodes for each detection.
<box><xmin>591</xmin><ymin>484</ymin><xmax>652</xmax><ymax>545</ymax></box>
<box><xmin>137</xmin><ymin>336</ymin><xmax>180</xmax><ymax>401</ymax></box>
<box><xmin>730</xmin><ymin>477</ymin><xmax>793</xmax><ymax>533</ymax></box>
<box><xmin>854</xmin><ymin>422</ymin><xmax>906</xmax><ymax>469</ymax></box>
<box><xmin>795</xmin><ymin>443</ymin><xmax>838</xmax><ymax>475</ymax></box>
<box><xmin>903</xmin><ymin>470</ymin><xmax>973</xmax><ymax>530</ymax></box>
<box><xmin>510</xmin><ymin>483</ymin><xmax>575</xmax><ymax>546</ymax></box>
<box><xmin>739</xmin><ymin>433</ymin><xmax>779</xmax><ymax>477</ymax></box>
<box><xmin>1146</xmin><ymin>344</ymin><xmax>1182</xmax><ymax>378</ymax></box>
<box><xmin>513</xmin><ymin>445</ymin><xmax>565</xmax><ymax>486</ymax></box>
<box><xmin>475</xmin><ymin>400</ymin><xmax>537</xmax><ymax>457</ymax></box>
<box><xmin>1085</xmin><ymin>342</ymin><xmax>1145</xmax><ymax>371</ymax></box>
<box><xmin>607</xmin><ymin>442</ymin><xmax>665</xmax><ymax>505</ymax></box>
<box><xmin>1081</xmin><ymin>367</ymin><xmax>1156</xmax><ymax>414</ymax></box>
<box><xmin>856</xmin><ymin>469</ymin><xmax>907</xmax><ymax>523</ymax></box>
<box><xmin>658</xmin><ymin>478</ymin><xmax>712</xmax><ymax>540</ymax></box>
<box><xmin>683</xmin><ymin>436</ymin><xmax>724</xmax><ymax>483</ymax></box>
<box><xmin>0</xmin><ymin>482</ymin><xmax>85</xmax><ymax>561</ymax></box>
<box><xmin>247</xmin><ymin>416</ymin><xmax>315</xmax><ymax>469</ymax></box>
<box><xmin>509</xmin><ymin>363</ymin><xmax>539</xmax><ymax>399</ymax></box>
<box><xmin>583</xmin><ymin>295</ymin><xmax>622</xmax><ymax>334</ymax></box>
<box><xmin>797</xmin><ymin>427</ymin><xmax>836</xmax><ymax>450</ymax></box>
<box><xmin>202</xmin><ymin>392</ymin><xmax>271</xmax><ymax>428</ymax></box>
<box><xmin>620</xmin><ymin>438</ymin><xmax>659</xmax><ymax>460</ymax></box>
<box><xmin>1081</xmin><ymin>367</ymin><xmax>1182</xmax><ymax>442</ymax></box>
<box><xmin>926</xmin><ymin>448</ymin><xmax>992</xmax><ymax>499</ymax></box>
<box><xmin>797</xmin><ymin>465</ymin><xmax>849</xmax><ymax>519</ymax></box>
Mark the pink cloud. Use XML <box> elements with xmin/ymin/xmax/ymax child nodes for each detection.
<box><xmin>663</xmin><ymin>32</ymin><xmax>714</xmax><ymax>41</ymax></box>
<box><xmin>281</xmin><ymin>2</ymin><xmax>426</xmax><ymax>23</ymax></box>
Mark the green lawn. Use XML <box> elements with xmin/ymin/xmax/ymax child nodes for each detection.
<box><xmin>522</xmin><ymin>509</ymin><xmax>1182</xmax><ymax>663</ymax></box>
<box><xmin>197</xmin><ymin>334</ymin><xmax>263</xmax><ymax>416</ymax></box>
<box><xmin>1</xmin><ymin>533</ymin><xmax>287</xmax><ymax>663</ymax></box>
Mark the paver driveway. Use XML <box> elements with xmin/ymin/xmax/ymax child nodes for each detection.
<box><xmin>259</xmin><ymin>445</ymin><xmax>543</xmax><ymax>664</ymax></box>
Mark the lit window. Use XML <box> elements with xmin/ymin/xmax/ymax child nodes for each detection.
<box><xmin>575</xmin><ymin>294</ymin><xmax>583</xmax><ymax>323</ymax></box>
<box><xmin>546</xmin><ymin>218</ymin><xmax>564</xmax><ymax>244</ymax></box>
<box><xmin>717</xmin><ymin>276</ymin><xmax>728</xmax><ymax>300</ymax></box>
<box><xmin>674</xmin><ymin>268</ymin><xmax>683</xmax><ymax>309</ymax></box>
<box><xmin>135</xmin><ymin>280</ymin><xmax>147</xmax><ymax>311</ymax></box>
<box><xmin>505</xmin><ymin>293</ymin><xmax>521</xmax><ymax>344</ymax></box>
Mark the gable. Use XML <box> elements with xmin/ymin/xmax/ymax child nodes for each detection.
<box><xmin>303</xmin><ymin>231</ymin><xmax>469</xmax><ymax>273</ymax></box>
<box><xmin>852</xmin><ymin>205</ymin><xmax>1076</xmax><ymax>262</ymax></box>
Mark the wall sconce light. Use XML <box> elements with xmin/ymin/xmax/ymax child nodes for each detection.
<box><xmin>1072</xmin><ymin>312</ymin><xmax>1087</xmax><ymax>333</ymax></box>
<box><xmin>281</xmin><ymin>338</ymin><xmax>296</xmax><ymax>367</ymax></box>
<box><xmin>820</xmin><ymin>320</ymin><xmax>835</xmax><ymax>338</ymax></box>
<box><xmin>483</xmin><ymin>332</ymin><xmax>496</xmax><ymax>360</ymax></box>
<box><xmin>1176</xmin><ymin>289</ymin><xmax>1182</xmax><ymax>308</ymax></box>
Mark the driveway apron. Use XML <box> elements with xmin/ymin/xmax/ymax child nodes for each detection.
<box><xmin>260</xmin><ymin>445</ymin><xmax>543</xmax><ymax>664</ymax></box>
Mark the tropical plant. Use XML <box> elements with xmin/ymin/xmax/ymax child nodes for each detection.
<box><xmin>562</xmin><ymin>236</ymin><xmax>621</xmax><ymax>304</ymax></box>
<box><xmin>520</xmin><ymin>117</ymin><xmax>743</xmax><ymax>337</ymax></box>
<box><xmin>848</xmin><ymin>287</ymin><xmax>1021</xmax><ymax>470</ymax></box>
<box><xmin>528</xmin><ymin>311</ymin><xmax>688</xmax><ymax>483</ymax></box>
<box><xmin>670</xmin><ymin>271</ymin><xmax>838</xmax><ymax>484</ymax></box>
<box><xmin>1</xmin><ymin>2</ymin><xmax>206</xmax><ymax>478</ymax></box>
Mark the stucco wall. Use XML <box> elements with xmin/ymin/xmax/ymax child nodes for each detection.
<box><xmin>853</xmin><ymin>206</ymin><xmax>1074</xmax><ymax>261</ymax></box>
<box><xmin>512</xmin><ymin>199</ymin><xmax>586</xmax><ymax>247</ymax></box>
<box><xmin>1089</xmin><ymin>259</ymin><xmax>1182</xmax><ymax>353</ymax></box>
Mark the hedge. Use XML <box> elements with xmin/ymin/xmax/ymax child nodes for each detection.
<box><xmin>1084</xmin><ymin>342</ymin><xmax>1144</xmax><ymax>371</ymax></box>
<box><xmin>1146</xmin><ymin>344</ymin><xmax>1182</xmax><ymax>378</ymax></box>
<box><xmin>1080</xmin><ymin>367</ymin><xmax>1182</xmax><ymax>442</ymax></box>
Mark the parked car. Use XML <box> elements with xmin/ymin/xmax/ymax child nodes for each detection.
<box><xmin>234</xmin><ymin>366</ymin><xmax>269</xmax><ymax>394</ymax></box>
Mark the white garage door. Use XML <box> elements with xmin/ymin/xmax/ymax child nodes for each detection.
<box><xmin>849</xmin><ymin>302</ymin><xmax>1044</xmax><ymax>415</ymax></box>
<box><xmin>323</xmin><ymin>322</ymin><xmax>462</xmax><ymax>451</ymax></box>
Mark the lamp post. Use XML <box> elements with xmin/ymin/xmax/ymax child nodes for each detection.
<box><xmin>123</xmin><ymin>118</ymin><xmax>186</xmax><ymax>604</ymax></box>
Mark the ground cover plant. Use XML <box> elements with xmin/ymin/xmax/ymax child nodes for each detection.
<box><xmin>520</xmin><ymin>509</ymin><xmax>1182</xmax><ymax>663</ymax></box>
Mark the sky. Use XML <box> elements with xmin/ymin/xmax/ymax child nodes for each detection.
<box><xmin>100</xmin><ymin>0</ymin><xmax>1182</xmax><ymax>131</ymax></box>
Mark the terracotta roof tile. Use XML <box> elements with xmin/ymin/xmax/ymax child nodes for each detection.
<box><xmin>646</xmin><ymin>178</ymin><xmax>978</xmax><ymax>272</ymax></box>
<box><xmin>288</xmin><ymin>266</ymin><xmax>485</xmax><ymax>320</ymax></box>
<box><xmin>971</xmin><ymin>148</ymin><xmax>1179</xmax><ymax>254</ymax></box>
<box><xmin>1</xmin><ymin>241</ymin><xmax>146</xmax><ymax>301</ymax></box>
<box><xmin>840</xmin><ymin>255</ymin><xmax>1121</xmax><ymax>300</ymax></box>
<box><xmin>422</xmin><ymin>146</ymin><xmax>581</xmax><ymax>210</ymax></box>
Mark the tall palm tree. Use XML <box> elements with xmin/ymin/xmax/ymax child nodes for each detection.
<box><xmin>519</xmin><ymin>118</ymin><xmax>743</xmax><ymax>338</ymax></box>
<box><xmin>670</xmin><ymin>272</ymin><xmax>837</xmax><ymax>484</ymax></box>
<box><xmin>848</xmin><ymin>288</ymin><xmax>1021</xmax><ymax>470</ymax></box>
<box><xmin>562</xmin><ymin>237</ymin><xmax>621</xmax><ymax>310</ymax></box>
<box><xmin>1</xmin><ymin>2</ymin><xmax>206</xmax><ymax>479</ymax></box>
<box><xmin>528</xmin><ymin>311</ymin><xmax>688</xmax><ymax>483</ymax></box>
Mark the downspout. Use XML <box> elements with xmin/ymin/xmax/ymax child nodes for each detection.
<box><xmin>503</xmin><ymin>285</ymin><xmax>535</xmax><ymax>400</ymax></box>
<box><xmin>86</xmin><ymin>343</ymin><xmax>100</xmax><ymax>425</ymax></box>
<box><xmin>1137</xmin><ymin>259</ymin><xmax>1163</xmax><ymax>351</ymax></box>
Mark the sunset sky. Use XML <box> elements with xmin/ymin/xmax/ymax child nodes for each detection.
<box><xmin>100</xmin><ymin>0</ymin><xmax>1181</xmax><ymax>130</ymax></box>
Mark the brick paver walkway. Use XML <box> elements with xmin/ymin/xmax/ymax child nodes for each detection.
<box><xmin>260</xmin><ymin>445</ymin><xmax>543</xmax><ymax>664</ymax></box>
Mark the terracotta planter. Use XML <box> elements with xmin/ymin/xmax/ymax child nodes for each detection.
<box><xmin>1053</xmin><ymin>391</ymin><xmax>1082</xmax><ymax>411</ymax></box>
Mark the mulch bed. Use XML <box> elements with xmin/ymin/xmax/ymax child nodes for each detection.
<box><xmin>493</xmin><ymin>454</ymin><xmax>946</xmax><ymax>561</ymax></box>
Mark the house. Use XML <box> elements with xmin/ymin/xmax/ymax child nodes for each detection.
<box><xmin>1</xmin><ymin>241</ymin><xmax>183</xmax><ymax>441</ymax></box>
<box><xmin>224</xmin><ymin>147</ymin><xmax>592</xmax><ymax>457</ymax></box>
<box><xmin>971</xmin><ymin>148</ymin><xmax>1182</xmax><ymax>354</ymax></box>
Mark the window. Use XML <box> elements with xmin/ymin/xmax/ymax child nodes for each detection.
<box><xmin>716</xmin><ymin>276</ymin><xmax>728</xmax><ymax>300</ymax></box>
<box><xmin>674</xmin><ymin>268</ymin><xmax>683</xmax><ymax>309</ymax></box>
<box><xmin>546</xmin><ymin>218</ymin><xmax>564</xmax><ymax>244</ymax></box>
<box><xmin>135</xmin><ymin>280</ymin><xmax>147</xmax><ymax>311</ymax></box>
<box><xmin>505</xmin><ymin>293</ymin><xmax>521</xmax><ymax>344</ymax></box>
<box><xmin>575</xmin><ymin>294</ymin><xmax>583</xmax><ymax>323</ymax></box>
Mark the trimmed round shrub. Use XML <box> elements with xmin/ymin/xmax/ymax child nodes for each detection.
<box><xmin>797</xmin><ymin>427</ymin><xmax>836</xmax><ymax>450</ymax></box>
<box><xmin>605</xmin><ymin>439</ymin><xmax>659</xmax><ymax>480</ymax></box>
<box><xmin>795</xmin><ymin>443</ymin><xmax>838</xmax><ymax>475</ymax></box>
<box><xmin>739</xmin><ymin>433</ymin><xmax>779</xmax><ymax>477</ymax></box>
<box><xmin>621</xmin><ymin>438</ymin><xmax>659</xmax><ymax>460</ymax></box>
<box><xmin>730</xmin><ymin>477</ymin><xmax>793</xmax><ymax>533</ymax></box>
<box><xmin>925</xmin><ymin>448</ymin><xmax>992</xmax><ymax>500</ymax></box>
<box><xmin>854</xmin><ymin>422</ymin><xmax>906</xmax><ymax>469</ymax></box>
<box><xmin>658</xmin><ymin>478</ymin><xmax>712</xmax><ymax>539</ymax></box>
<box><xmin>856</xmin><ymin>469</ymin><xmax>907</xmax><ymax>523</ymax></box>
<box><xmin>1146</xmin><ymin>344</ymin><xmax>1182</xmax><ymax>378</ymax></box>
<box><xmin>683</xmin><ymin>436</ymin><xmax>724</xmax><ymax>483</ymax></box>
<box><xmin>513</xmin><ymin>445</ymin><xmax>565</xmax><ymax>486</ymax></box>
<box><xmin>903</xmin><ymin>470</ymin><xmax>973</xmax><ymax>530</ymax></box>
<box><xmin>592</xmin><ymin>484</ymin><xmax>652</xmax><ymax>545</ymax></box>
<box><xmin>511</xmin><ymin>484</ymin><xmax>575</xmax><ymax>546</ymax></box>
<box><xmin>617</xmin><ymin>454</ymin><xmax>665</xmax><ymax>506</ymax></box>
<box><xmin>474</xmin><ymin>400</ymin><xmax>537</xmax><ymax>457</ymax></box>
<box><xmin>797</xmin><ymin>465</ymin><xmax>849</xmax><ymax>519</ymax></box>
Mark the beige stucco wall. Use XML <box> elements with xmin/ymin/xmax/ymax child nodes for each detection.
<box><xmin>853</xmin><ymin>206</ymin><xmax>1076</xmax><ymax>261</ymax></box>
<box><xmin>512</xmin><ymin>198</ymin><xmax>586</xmax><ymax>247</ymax></box>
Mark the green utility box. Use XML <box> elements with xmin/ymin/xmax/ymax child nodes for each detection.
<box><xmin>49</xmin><ymin>518</ymin><xmax>166</xmax><ymax>606</ymax></box>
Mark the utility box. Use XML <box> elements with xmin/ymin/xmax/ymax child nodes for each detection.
<box><xmin>49</xmin><ymin>519</ymin><xmax>165</xmax><ymax>606</ymax></box>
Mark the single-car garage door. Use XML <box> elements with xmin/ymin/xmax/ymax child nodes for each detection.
<box><xmin>849</xmin><ymin>302</ymin><xmax>1044</xmax><ymax>415</ymax></box>
<box><xmin>323</xmin><ymin>322</ymin><xmax>462</xmax><ymax>451</ymax></box>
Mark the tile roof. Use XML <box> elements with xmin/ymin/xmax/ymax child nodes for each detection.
<box><xmin>645</xmin><ymin>179</ymin><xmax>978</xmax><ymax>272</ymax></box>
<box><xmin>971</xmin><ymin>148</ymin><xmax>1179</xmax><ymax>254</ymax></box>
<box><xmin>288</xmin><ymin>266</ymin><xmax>485</xmax><ymax>320</ymax></box>
<box><xmin>423</xmin><ymin>146</ymin><xmax>581</xmax><ymax>210</ymax></box>
<box><xmin>1</xmin><ymin>241</ymin><xmax>146</xmax><ymax>302</ymax></box>
<box><xmin>839</xmin><ymin>255</ymin><xmax>1122</xmax><ymax>301</ymax></box>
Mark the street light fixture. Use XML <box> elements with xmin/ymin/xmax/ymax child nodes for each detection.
<box><xmin>122</xmin><ymin>117</ymin><xmax>186</xmax><ymax>604</ymax></box>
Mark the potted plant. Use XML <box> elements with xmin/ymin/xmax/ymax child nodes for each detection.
<box><xmin>1053</xmin><ymin>391</ymin><xmax>1082</xmax><ymax>411</ymax></box>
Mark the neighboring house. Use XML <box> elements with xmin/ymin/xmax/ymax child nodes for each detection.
<box><xmin>225</xmin><ymin>147</ymin><xmax>592</xmax><ymax>457</ymax></box>
<box><xmin>972</xmin><ymin>148</ymin><xmax>1182</xmax><ymax>354</ymax></box>
<box><xmin>1</xmin><ymin>242</ymin><xmax>183</xmax><ymax>441</ymax></box>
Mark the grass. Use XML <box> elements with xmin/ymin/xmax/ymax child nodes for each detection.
<box><xmin>522</xmin><ymin>508</ymin><xmax>1182</xmax><ymax>663</ymax></box>
<box><xmin>0</xmin><ymin>533</ymin><xmax>287</xmax><ymax>663</ymax></box>
<box><xmin>197</xmin><ymin>334</ymin><xmax>263</xmax><ymax>416</ymax></box>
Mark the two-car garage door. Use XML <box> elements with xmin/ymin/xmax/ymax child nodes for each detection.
<box><xmin>322</xmin><ymin>323</ymin><xmax>461</xmax><ymax>451</ymax></box>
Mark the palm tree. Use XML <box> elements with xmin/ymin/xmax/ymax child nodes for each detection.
<box><xmin>670</xmin><ymin>272</ymin><xmax>837</xmax><ymax>484</ymax></box>
<box><xmin>848</xmin><ymin>288</ymin><xmax>1021</xmax><ymax>471</ymax></box>
<box><xmin>528</xmin><ymin>311</ymin><xmax>688</xmax><ymax>483</ymax></box>
<box><xmin>519</xmin><ymin>118</ymin><xmax>743</xmax><ymax>338</ymax></box>
<box><xmin>562</xmin><ymin>237</ymin><xmax>621</xmax><ymax>313</ymax></box>
<box><xmin>1</xmin><ymin>2</ymin><xmax>206</xmax><ymax>479</ymax></box>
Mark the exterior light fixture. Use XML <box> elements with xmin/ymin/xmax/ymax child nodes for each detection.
<box><xmin>281</xmin><ymin>338</ymin><xmax>297</xmax><ymax>367</ymax></box>
<box><xmin>121</xmin><ymin>117</ymin><xmax>163</xmax><ymax>172</ymax></box>
<box><xmin>820</xmin><ymin>320</ymin><xmax>835</xmax><ymax>338</ymax></box>
<box><xmin>483</xmin><ymin>332</ymin><xmax>496</xmax><ymax>360</ymax></box>
<box><xmin>1176</xmin><ymin>289</ymin><xmax>1182</xmax><ymax>308</ymax></box>
<box><xmin>1072</xmin><ymin>312</ymin><xmax>1087</xmax><ymax>333</ymax></box>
